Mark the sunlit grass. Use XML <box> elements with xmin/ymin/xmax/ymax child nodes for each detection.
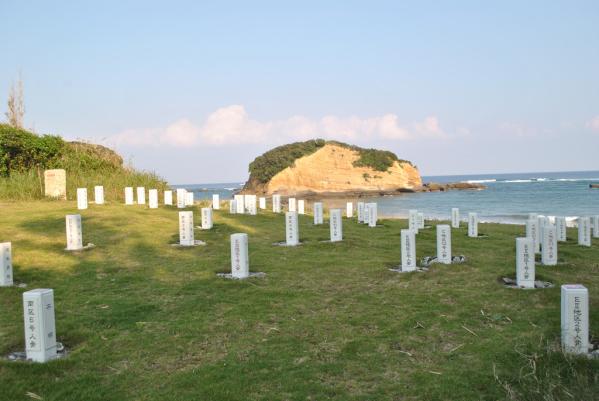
<box><xmin>0</xmin><ymin>201</ymin><xmax>597</xmax><ymax>401</ymax></box>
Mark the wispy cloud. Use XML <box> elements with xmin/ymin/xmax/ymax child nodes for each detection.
<box><xmin>109</xmin><ymin>105</ymin><xmax>448</xmax><ymax>148</ymax></box>
<box><xmin>586</xmin><ymin>115</ymin><xmax>599</xmax><ymax>132</ymax></box>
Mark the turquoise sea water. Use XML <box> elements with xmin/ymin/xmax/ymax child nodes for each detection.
<box><xmin>174</xmin><ymin>170</ymin><xmax>599</xmax><ymax>224</ymax></box>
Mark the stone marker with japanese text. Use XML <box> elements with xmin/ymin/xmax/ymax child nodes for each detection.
<box><xmin>451</xmin><ymin>208</ymin><xmax>460</xmax><ymax>228</ymax></box>
<box><xmin>1</xmin><ymin>242</ymin><xmax>13</xmax><ymax>287</ymax></box>
<box><xmin>313</xmin><ymin>202</ymin><xmax>324</xmax><ymax>225</ymax></box>
<box><xmin>230</xmin><ymin>233</ymin><xmax>249</xmax><ymax>279</ymax></box>
<box><xmin>330</xmin><ymin>209</ymin><xmax>343</xmax><ymax>242</ymax></box>
<box><xmin>561</xmin><ymin>284</ymin><xmax>589</xmax><ymax>355</ymax></box>
<box><xmin>23</xmin><ymin>289</ymin><xmax>57</xmax><ymax>363</ymax></box>
<box><xmin>201</xmin><ymin>208</ymin><xmax>213</xmax><ymax>229</ymax></box>
<box><xmin>542</xmin><ymin>225</ymin><xmax>558</xmax><ymax>265</ymax></box>
<box><xmin>516</xmin><ymin>237</ymin><xmax>535</xmax><ymax>288</ymax></box>
<box><xmin>44</xmin><ymin>169</ymin><xmax>66</xmax><ymax>200</ymax></box>
<box><xmin>437</xmin><ymin>225</ymin><xmax>452</xmax><ymax>264</ymax></box>
<box><xmin>401</xmin><ymin>229</ymin><xmax>416</xmax><ymax>272</ymax></box>
<box><xmin>65</xmin><ymin>214</ymin><xmax>83</xmax><ymax>251</ymax></box>
<box><xmin>286</xmin><ymin>212</ymin><xmax>300</xmax><ymax>246</ymax></box>
<box><xmin>179</xmin><ymin>211</ymin><xmax>195</xmax><ymax>246</ymax></box>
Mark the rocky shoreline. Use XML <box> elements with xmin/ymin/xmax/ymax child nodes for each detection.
<box><xmin>239</xmin><ymin>182</ymin><xmax>485</xmax><ymax>199</ymax></box>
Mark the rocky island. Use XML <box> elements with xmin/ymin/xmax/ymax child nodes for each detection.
<box><xmin>241</xmin><ymin>139</ymin><xmax>484</xmax><ymax>198</ymax></box>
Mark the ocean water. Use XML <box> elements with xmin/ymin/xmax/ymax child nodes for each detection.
<box><xmin>174</xmin><ymin>170</ymin><xmax>599</xmax><ymax>224</ymax></box>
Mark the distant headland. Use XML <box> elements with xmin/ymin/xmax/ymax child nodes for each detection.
<box><xmin>240</xmin><ymin>139</ymin><xmax>484</xmax><ymax>198</ymax></box>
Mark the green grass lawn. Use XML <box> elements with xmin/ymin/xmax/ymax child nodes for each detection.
<box><xmin>0</xmin><ymin>200</ymin><xmax>597</xmax><ymax>401</ymax></box>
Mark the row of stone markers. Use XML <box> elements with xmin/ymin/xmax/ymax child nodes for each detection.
<box><xmin>517</xmin><ymin>213</ymin><xmax>595</xmax><ymax>356</ymax></box>
<box><xmin>357</xmin><ymin>202</ymin><xmax>378</xmax><ymax>227</ymax></box>
<box><xmin>76</xmin><ymin>185</ymin><xmax>225</xmax><ymax>211</ymax></box>
<box><xmin>75</xmin><ymin>186</ymin><xmax>105</xmax><ymax>209</ymax></box>
<box><xmin>4</xmin><ymin>199</ymin><xmax>595</xmax><ymax>362</ymax></box>
<box><xmin>396</xmin><ymin>207</ymin><xmax>595</xmax><ymax>356</ymax></box>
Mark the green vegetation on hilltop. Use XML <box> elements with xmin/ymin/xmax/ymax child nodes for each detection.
<box><xmin>248</xmin><ymin>139</ymin><xmax>327</xmax><ymax>184</ymax></box>
<box><xmin>0</xmin><ymin>124</ymin><xmax>167</xmax><ymax>200</ymax></box>
<box><xmin>0</xmin><ymin>201</ymin><xmax>597</xmax><ymax>400</ymax></box>
<box><xmin>247</xmin><ymin>139</ymin><xmax>415</xmax><ymax>184</ymax></box>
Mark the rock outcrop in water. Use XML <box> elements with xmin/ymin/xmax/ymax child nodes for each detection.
<box><xmin>241</xmin><ymin>140</ymin><xmax>422</xmax><ymax>196</ymax></box>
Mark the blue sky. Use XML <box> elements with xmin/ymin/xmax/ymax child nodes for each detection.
<box><xmin>2</xmin><ymin>1</ymin><xmax>599</xmax><ymax>184</ymax></box>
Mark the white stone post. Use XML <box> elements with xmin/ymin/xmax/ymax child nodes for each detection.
<box><xmin>542</xmin><ymin>225</ymin><xmax>558</xmax><ymax>266</ymax></box>
<box><xmin>1</xmin><ymin>242</ymin><xmax>13</xmax><ymax>286</ymax></box>
<box><xmin>357</xmin><ymin>202</ymin><xmax>365</xmax><ymax>222</ymax></box>
<box><xmin>417</xmin><ymin>212</ymin><xmax>424</xmax><ymax>229</ymax></box>
<box><xmin>538</xmin><ymin>216</ymin><xmax>549</xmax><ymax>246</ymax></box>
<box><xmin>451</xmin><ymin>208</ymin><xmax>460</xmax><ymax>228</ymax></box>
<box><xmin>526</xmin><ymin>219</ymin><xmax>540</xmax><ymax>253</ymax></box>
<box><xmin>185</xmin><ymin>192</ymin><xmax>194</xmax><ymax>206</ymax></box>
<box><xmin>286</xmin><ymin>211</ymin><xmax>299</xmax><ymax>246</ymax></box>
<box><xmin>436</xmin><ymin>225</ymin><xmax>452</xmax><ymax>264</ymax></box>
<box><xmin>346</xmin><ymin>202</ymin><xmax>353</xmax><ymax>218</ymax></box>
<box><xmin>137</xmin><ymin>187</ymin><xmax>146</xmax><ymax>205</ymax></box>
<box><xmin>578</xmin><ymin>217</ymin><xmax>591</xmax><ymax>247</ymax></box>
<box><xmin>363</xmin><ymin>204</ymin><xmax>370</xmax><ymax>225</ymax></box>
<box><xmin>229</xmin><ymin>200</ymin><xmax>236</xmax><ymax>214</ymax></box>
<box><xmin>556</xmin><ymin>216</ymin><xmax>567</xmax><ymax>242</ymax></box>
<box><xmin>23</xmin><ymin>289</ymin><xmax>57</xmax><ymax>363</ymax></box>
<box><xmin>247</xmin><ymin>195</ymin><xmax>257</xmax><ymax>215</ymax></box>
<box><xmin>408</xmin><ymin>209</ymin><xmax>419</xmax><ymax>233</ymax></box>
<box><xmin>235</xmin><ymin>194</ymin><xmax>245</xmax><ymax>214</ymax></box>
<box><xmin>94</xmin><ymin>186</ymin><xmax>104</xmax><ymax>205</ymax></box>
<box><xmin>176</xmin><ymin>189</ymin><xmax>186</xmax><ymax>208</ymax></box>
<box><xmin>148</xmin><ymin>189</ymin><xmax>158</xmax><ymax>209</ymax></box>
<box><xmin>259</xmin><ymin>197</ymin><xmax>266</xmax><ymax>210</ymax></box>
<box><xmin>592</xmin><ymin>216</ymin><xmax>599</xmax><ymax>238</ymax></box>
<box><xmin>528</xmin><ymin>213</ymin><xmax>538</xmax><ymax>221</ymax></box>
<box><xmin>561</xmin><ymin>285</ymin><xmax>589</xmax><ymax>355</ymax></box>
<box><xmin>313</xmin><ymin>202</ymin><xmax>324</xmax><ymax>225</ymax></box>
<box><xmin>125</xmin><ymin>187</ymin><xmax>134</xmax><ymax>205</ymax></box>
<box><xmin>468</xmin><ymin>212</ymin><xmax>478</xmax><ymax>238</ymax></box>
<box><xmin>298</xmin><ymin>200</ymin><xmax>305</xmax><ymax>215</ymax></box>
<box><xmin>76</xmin><ymin>188</ymin><xmax>88</xmax><ymax>210</ymax></box>
<box><xmin>230</xmin><ymin>233</ymin><xmax>249</xmax><ymax>279</ymax></box>
<box><xmin>401</xmin><ymin>229</ymin><xmax>416</xmax><ymax>272</ymax></box>
<box><xmin>65</xmin><ymin>214</ymin><xmax>83</xmax><ymax>251</ymax></box>
<box><xmin>178</xmin><ymin>211</ymin><xmax>194</xmax><ymax>246</ymax></box>
<box><xmin>244</xmin><ymin>195</ymin><xmax>252</xmax><ymax>213</ymax></box>
<box><xmin>330</xmin><ymin>209</ymin><xmax>343</xmax><ymax>242</ymax></box>
<box><xmin>164</xmin><ymin>190</ymin><xmax>173</xmax><ymax>206</ymax></box>
<box><xmin>288</xmin><ymin>198</ymin><xmax>297</xmax><ymax>213</ymax></box>
<box><xmin>201</xmin><ymin>208</ymin><xmax>213</xmax><ymax>230</ymax></box>
<box><xmin>516</xmin><ymin>237</ymin><xmax>535</xmax><ymax>288</ymax></box>
<box><xmin>212</xmin><ymin>194</ymin><xmax>220</xmax><ymax>210</ymax></box>
<box><xmin>272</xmin><ymin>195</ymin><xmax>281</xmax><ymax>213</ymax></box>
<box><xmin>368</xmin><ymin>203</ymin><xmax>378</xmax><ymax>227</ymax></box>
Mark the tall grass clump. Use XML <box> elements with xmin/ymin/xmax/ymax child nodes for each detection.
<box><xmin>0</xmin><ymin>124</ymin><xmax>167</xmax><ymax>201</ymax></box>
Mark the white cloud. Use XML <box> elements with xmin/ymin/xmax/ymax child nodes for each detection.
<box><xmin>587</xmin><ymin>115</ymin><xmax>599</xmax><ymax>132</ymax></box>
<box><xmin>163</xmin><ymin>119</ymin><xmax>200</xmax><ymax>146</ymax></box>
<box><xmin>412</xmin><ymin>116</ymin><xmax>445</xmax><ymax>138</ymax></box>
<box><xmin>109</xmin><ymin>105</ymin><xmax>448</xmax><ymax>147</ymax></box>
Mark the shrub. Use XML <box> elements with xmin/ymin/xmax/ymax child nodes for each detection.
<box><xmin>0</xmin><ymin>124</ymin><xmax>167</xmax><ymax>201</ymax></box>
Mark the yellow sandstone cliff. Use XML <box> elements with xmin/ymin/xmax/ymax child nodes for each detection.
<box><xmin>245</xmin><ymin>143</ymin><xmax>422</xmax><ymax>196</ymax></box>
